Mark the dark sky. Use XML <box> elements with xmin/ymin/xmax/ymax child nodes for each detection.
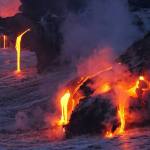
<box><xmin>0</xmin><ymin>0</ymin><xmax>20</xmax><ymax>18</ymax></box>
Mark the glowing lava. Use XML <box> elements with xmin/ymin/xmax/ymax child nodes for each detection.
<box><xmin>128</xmin><ymin>76</ymin><xmax>145</xmax><ymax>98</ymax></box>
<box><xmin>59</xmin><ymin>90</ymin><xmax>71</xmax><ymax>125</ymax></box>
<box><xmin>95</xmin><ymin>83</ymin><xmax>111</xmax><ymax>94</ymax></box>
<box><xmin>3</xmin><ymin>35</ymin><xmax>7</xmax><ymax>49</ymax></box>
<box><xmin>105</xmin><ymin>131</ymin><xmax>113</xmax><ymax>138</ymax></box>
<box><xmin>58</xmin><ymin>67</ymin><xmax>113</xmax><ymax>126</ymax></box>
<box><xmin>15</xmin><ymin>29</ymin><xmax>30</xmax><ymax>73</ymax></box>
<box><xmin>118</xmin><ymin>105</ymin><xmax>125</xmax><ymax>134</ymax></box>
<box><xmin>58</xmin><ymin>62</ymin><xmax>150</xmax><ymax>138</ymax></box>
<box><xmin>105</xmin><ymin>105</ymin><xmax>125</xmax><ymax>138</ymax></box>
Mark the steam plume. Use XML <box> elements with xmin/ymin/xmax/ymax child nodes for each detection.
<box><xmin>61</xmin><ymin>0</ymin><xmax>142</xmax><ymax>63</ymax></box>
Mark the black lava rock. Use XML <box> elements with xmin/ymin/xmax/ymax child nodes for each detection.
<box><xmin>65</xmin><ymin>95</ymin><xmax>119</xmax><ymax>138</ymax></box>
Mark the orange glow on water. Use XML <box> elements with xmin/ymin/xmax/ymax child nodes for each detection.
<box><xmin>105</xmin><ymin>131</ymin><xmax>113</xmax><ymax>138</ymax></box>
<box><xmin>15</xmin><ymin>29</ymin><xmax>30</xmax><ymax>73</ymax></box>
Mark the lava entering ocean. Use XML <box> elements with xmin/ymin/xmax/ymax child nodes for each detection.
<box><xmin>15</xmin><ymin>29</ymin><xmax>30</xmax><ymax>73</ymax></box>
<box><xmin>55</xmin><ymin>49</ymin><xmax>150</xmax><ymax>138</ymax></box>
<box><xmin>59</xmin><ymin>90</ymin><xmax>71</xmax><ymax>125</ymax></box>
<box><xmin>3</xmin><ymin>35</ymin><xmax>7</xmax><ymax>49</ymax></box>
<box><xmin>0</xmin><ymin>35</ymin><xmax>7</xmax><ymax>49</ymax></box>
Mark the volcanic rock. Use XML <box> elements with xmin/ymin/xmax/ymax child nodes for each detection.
<box><xmin>128</xmin><ymin>0</ymin><xmax>150</xmax><ymax>10</ymax></box>
<box><xmin>65</xmin><ymin>95</ymin><xmax>119</xmax><ymax>138</ymax></box>
<box><xmin>119</xmin><ymin>33</ymin><xmax>150</xmax><ymax>73</ymax></box>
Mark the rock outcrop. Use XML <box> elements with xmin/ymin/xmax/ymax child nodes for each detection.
<box><xmin>128</xmin><ymin>0</ymin><xmax>150</xmax><ymax>10</ymax></box>
<box><xmin>65</xmin><ymin>95</ymin><xmax>119</xmax><ymax>138</ymax></box>
<box><xmin>119</xmin><ymin>33</ymin><xmax>150</xmax><ymax>73</ymax></box>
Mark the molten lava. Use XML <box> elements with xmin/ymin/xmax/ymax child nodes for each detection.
<box><xmin>105</xmin><ymin>104</ymin><xmax>125</xmax><ymax>138</ymax></box>
<box><xmin>58</xmin><ymin>67</ymin><xmax>113</xmax><ymax>126</ymax></box>
<box><xmin>118</xmin><ymin>105</ymin><xmax>125</xmax><ymax>134</ymax></box>
<box><xmin>15</xmin><ymin>29</ymin><xmax>30</xmax><ymax>73</ymax></box>
<box><xmin>59</xmin><ymin>90</ymin><xmax>71</xmax><ymax>125</ymax></box>
<box><xmin>95</xmin><ymin>83</ymin><xmax>111</xmax><ymax>94</ymax></box>
<box><xmin>128</xmin><ymin>76</ymin><xmax>146</xmax><ymax>98</ymax></box>
<box><xmin>58</xmin><ymin>61</ymin><xmax>150</xmax><ymax>138</ymax></box>
<box><xmin>105</xmin><ymin>131</ymin><xmax>113</xmax><ymax>138</ymax></box>
<box><xmin>3</xmin><ymin>35</ymin><xmax>7</xmax><ymax>49</ymax></box>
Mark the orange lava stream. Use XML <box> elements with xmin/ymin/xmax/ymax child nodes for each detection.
<box><xmin>59</xmin><ymin>67</ymin><xmax>113</xmax><ymax>126</ymax></box>
<box><xmin>105</xmin><ymin>105</ymin><xmax>125</xmax><ymax>138</ymax></box>
<box><xmin>59</xmin><ymin>90</ymin><xmax>71</xmax><ymax>125</ymax></box>
<box><xmin>106</xmin><ymin>76</ymin><xmax>147</xmax><ymax>138</ymax></box>
<box><xmin>15</xmin><ymin>29</ymin><xmax>30</xmax><ymax>73</ymax></box>
<box><xmin>72</xmin><ymin>66</ymin><xmax>113</xmax><ymax>96</ymax></box>
<box><xmin>3</xmin><ymin>35</ymin><xmax>7</xmax><ymax>49</ymax></box>
<box><xmin>118</xmin><ymin>105</ymin><xmax>125</xmax><ymax>134</ymax></box>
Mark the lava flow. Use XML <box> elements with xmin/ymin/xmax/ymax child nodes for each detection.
<box><xmin>128</xmin><ymin>76</ymin><xmax>148</xmax><ymax>98</ymax></box>
<box><xmin>59</xmin><ymin>90</ymin><xmax>71</xmax><ymax>125</ymax></box>
<box><xmin>15</xmin><ymin>29</ymin><xmax>30</xmax><ymax>73</ymax></box>
<box><xmin>106</xmin><ymin>106</ymin><xmax>125</xmax><ymax>138</ymax></box>
<box><xmin>58</xmin><ymin>67</ymin><xmax>113</xmax><ymax>126</ymax></box>
<box><xmin>118</xmin><ymin>105</ymin><xmax>125</xmax><ymax>134</ymax></box>
<box><xmin>105</xmin><ymin>98</ymin><xmax>126</xmax><ymax>138</ymax></box>
<box><xmin>57</xmin><ymin>55</ymin><xmax>150</xmax><ymax>138</ymax></box>
<box><xmin>3</xmin><ymin>35</ymin><xmax>7</xmax><ymax>49</ymax></box>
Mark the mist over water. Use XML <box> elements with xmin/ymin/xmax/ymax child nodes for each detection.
<box><xmin>61</xmin><ymin>0</ymin><xmax>142</xmax><ymax>63</ymax></box>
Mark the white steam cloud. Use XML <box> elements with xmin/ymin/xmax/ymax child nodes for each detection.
<box><xmin>61</xmin><ymin>0</ymin><xmax>142</xmax><ymax>63</ymax></box>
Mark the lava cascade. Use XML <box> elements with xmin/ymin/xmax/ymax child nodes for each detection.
<box><xmin>15</xmin><ymin>29</ymin><xmax>30</xmax><ymax>73</ymax></box>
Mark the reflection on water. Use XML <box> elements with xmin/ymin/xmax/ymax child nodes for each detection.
<box><xmin>101</xmin><ymin>128</ymin><xmax>150</xmax><ymax>150</ymax></box>
<box><xmin>0</xmin><ymin>128</ymin><xmax>149</xmax><ymax>149</ymax></box>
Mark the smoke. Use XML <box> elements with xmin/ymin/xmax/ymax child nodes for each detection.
<box><xmin>61</xmin><ymin>0</ymin><xmax>142</xmax><ymax>63</ymax></box>
<box><xmin>77</xmin><ymin>47</ymin><xmax>114</xmax><ymax>76</ymax></box>
<box><xmin>0</xmin><ymin>0</ymin><xmax>21</xmax><ymax>18</ymax></box>
<box><xmin>15</xmin><ymin>106</ymin><xmax>64</xmax><ymax>140</ymax></box>
<box><xmin>15</xmin><ymin>111</ymin><xmax>31</xmax><ymax>130</ymax></box>
<box><xmin>15</xmin><ymin>106</ymin><xmax>45</xmax><ymax>130</ymax></box>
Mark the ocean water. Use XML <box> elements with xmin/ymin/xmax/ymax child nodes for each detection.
<box><xmin>0</xmin><ymin>48</ymin><xmax>150</xmax><ymax>150</ymax></box>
